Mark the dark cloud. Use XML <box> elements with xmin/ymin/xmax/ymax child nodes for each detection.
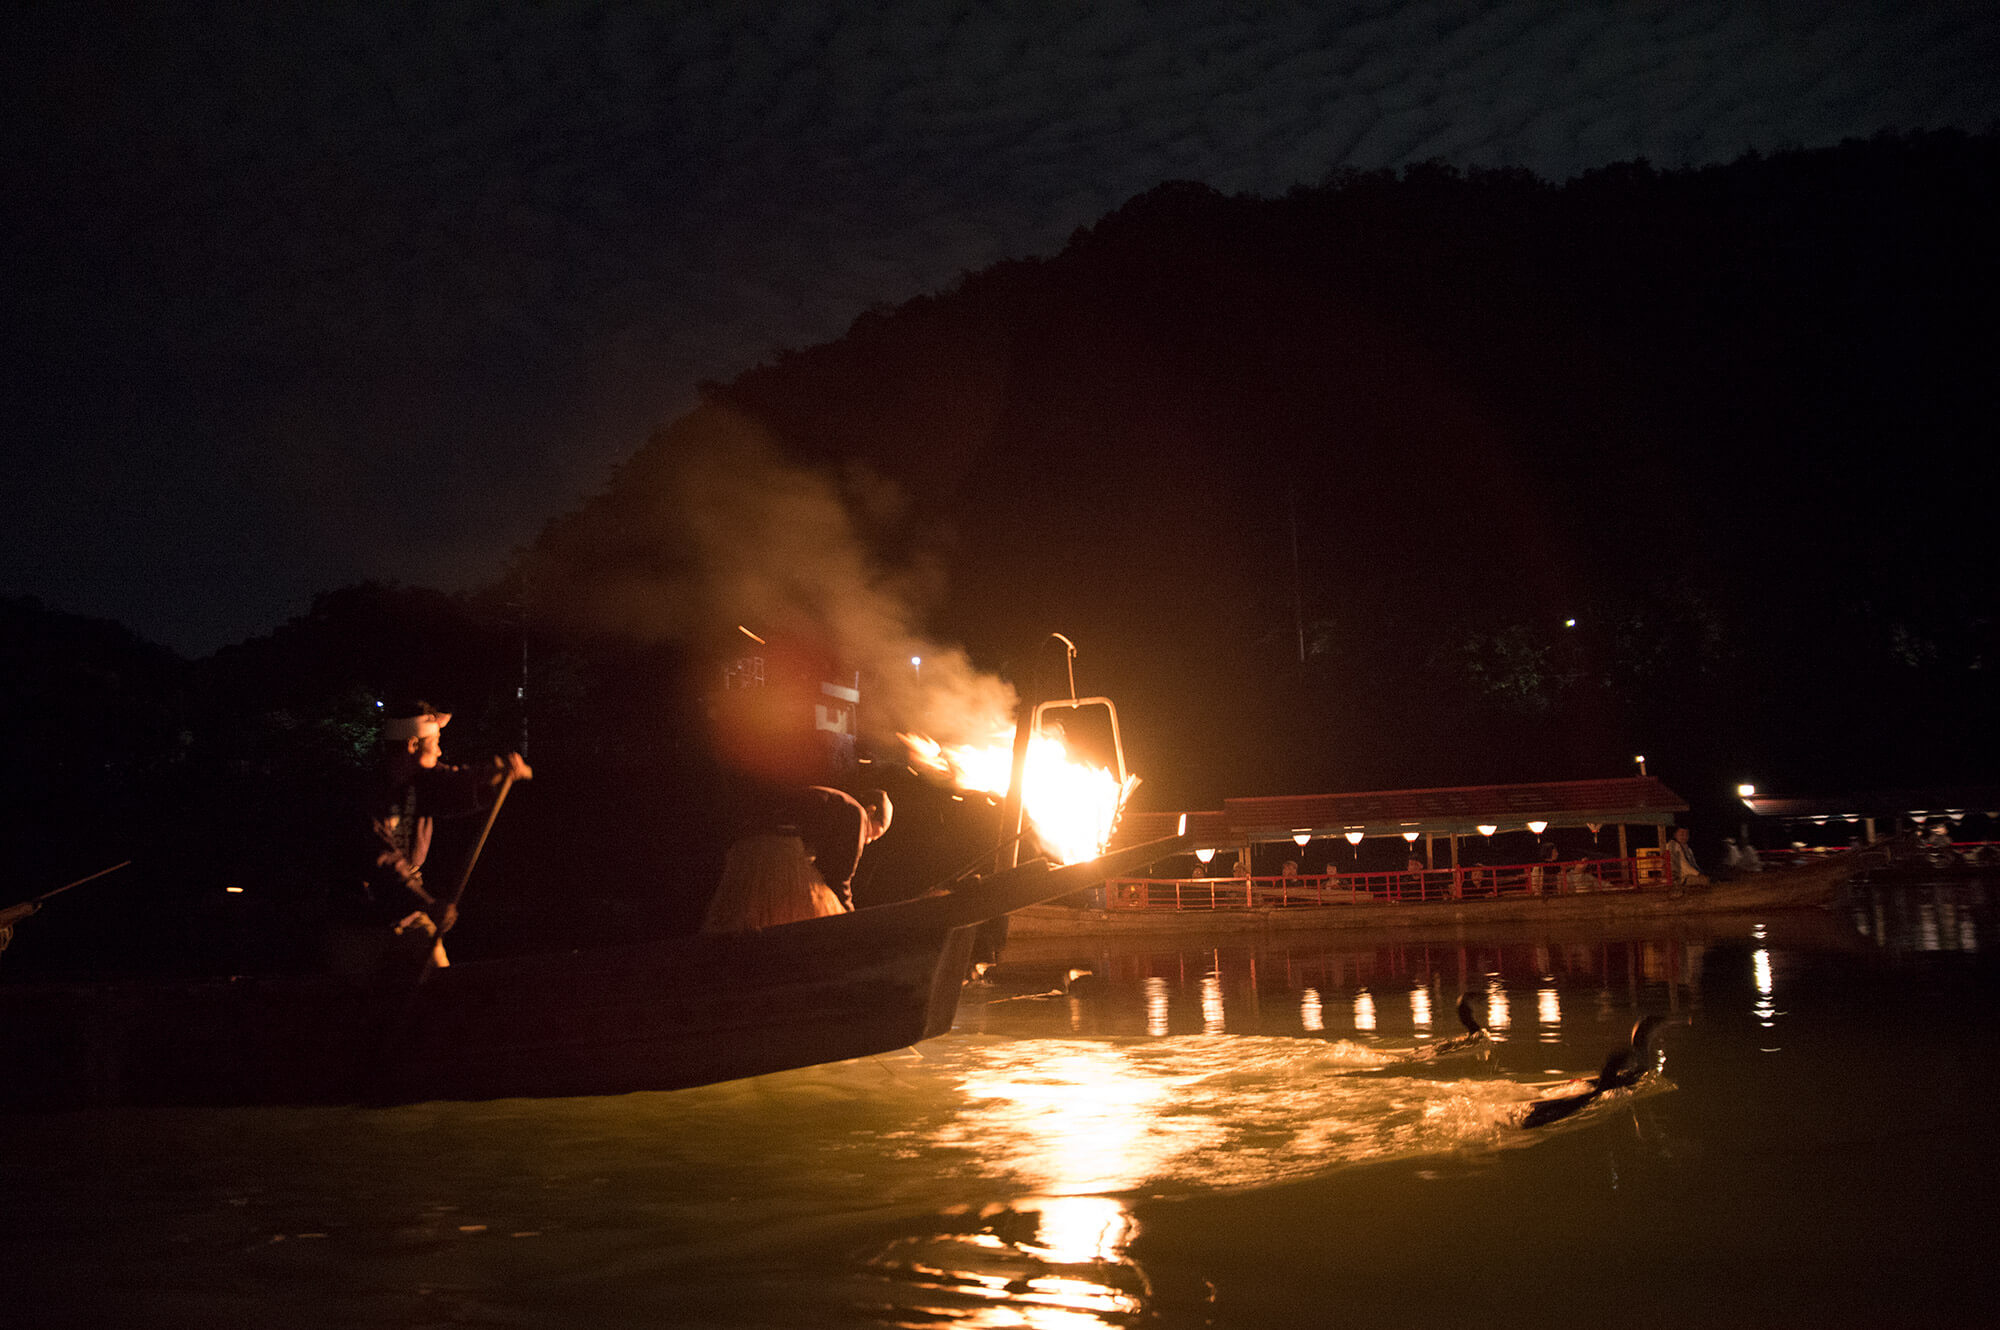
<box><xmin>6</xmin><ymin>0</ymin><xmax>1996</xmax><ymax>652</ymax></box>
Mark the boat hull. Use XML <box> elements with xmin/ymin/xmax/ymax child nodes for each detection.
<box><xmin>0</xmin><ymin>836</ymin><xmax>1187</xmax><ymax>1111</ymax></box>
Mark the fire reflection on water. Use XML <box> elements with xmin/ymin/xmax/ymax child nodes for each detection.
<box><xmin>867</xmin><ymin>927</ymin><xmax>1754</xmax><ymax>1325</ymax></box>
<box><xmin>954</xmin><ymin>1045</ymin><xmax>1184</xmax><ymax>1195</ymax></box>
<box><xmin>887</xmin><ymin>1016</ymin><xmax>1665</xmax><ymax>1326</ymax></box>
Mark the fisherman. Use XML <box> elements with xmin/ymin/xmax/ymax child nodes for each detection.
<box><xmin>329</xmin><ymin>700</ymin><xmax>531</xmax><ymax>984</ymax></box>
<box><xmin>700</xmin><ymin>785</ymin><xmax>892</xmax><ymax>932</ymax></box>
<box><xmin>791</xmin><ymin>785</ymin><xmax>893</xmax><ymax>911</ymax></box>
<box><xmin>1665</xmin><ymin>827</ymin><xmax>1708</xmax><ymax>889</ymax></box>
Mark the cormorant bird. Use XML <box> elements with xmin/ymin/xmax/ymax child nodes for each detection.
<box><xmin>1520</xmin><ymin>1015</ymin><xmax>1665</xmax><ymax>1129</ymax></box>
<box><xmin>1409</xmin><ymin>993</ymin><xmax>1490</xmax><ymax>1061</ymax></box>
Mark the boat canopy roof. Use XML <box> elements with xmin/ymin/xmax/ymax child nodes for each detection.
<box><xmin>1115</xmin><ymin>777</ymin><xmax>1687</xmax><ymax>848</ymax></box>
<box><xmin>1741</xmin><ymin>786</ymin><xmax>2000</xmax><ymax>823</ymax></box>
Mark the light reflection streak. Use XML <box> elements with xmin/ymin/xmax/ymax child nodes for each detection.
<box><xmin>1301</xmin><ymin>986</ymin><xmax>1324</xmax><ymax>1032</ymax></box>
<box><xmin>866</xmin><ymin>1197</ymin><xmax>1144</xmax><ymax>1328</ymax></box>
<box><xmin>1410</xmin><ymin>985</ymin><xmax>1432</xmax><ymax>1029</ymax></box>
<box><xmin>1536</xmin><ymin>983</ymin><xmax>1561</xmax><ymax>1045</ymax></box>
<box><xmin>1484</xmin><ymin>978</ymin><xmax>1510</xmax><ymax>1039</ymax></box>
<box><xmin>1028</xmin><ymin>1195</ymin><xmax>1132</xmax><ymax>1265</ymax></box>
<box><xmin>1752</xmin><ymin>947</ymin><xmax>1780</xmax><ymax>1043</ymax></box>
<box><xmin>956</xmin><ymin>1046</ymin><xmax>1180</xmax><ymax>1195</ymax></box>
<box><xmin>1200</xmin><ymin>973</ymin><xmax>1225</xmax><ymax>1034</ymax></box>
<box><xmin>1144</xmin><ymin>977</ymin><xmax>1169</xmax><ymax>1037</ymax></box>
<box><xmin>1353</xmin><ymin>988</ymin><xmax>1377</xmax><ymax>1032</ymax></box>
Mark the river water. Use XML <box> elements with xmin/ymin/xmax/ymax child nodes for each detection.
<box><xmin>5</xmin><ymin>880</ymin><xmax>1994</xmax><ymax>1328</ymax></box>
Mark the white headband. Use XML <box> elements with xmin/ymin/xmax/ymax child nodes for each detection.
<box><xmin>383</xmin><ymin>712</ymin><xmax>450</xmax><ymax>741</ymax></box>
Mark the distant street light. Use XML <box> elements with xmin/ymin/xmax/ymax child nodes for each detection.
<box><xmin>1634</xmin><ymin>755</ymin><xmax>1648</xmax><ymax>776</ymax></box>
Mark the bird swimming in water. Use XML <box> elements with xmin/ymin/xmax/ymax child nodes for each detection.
<box><xmin>1405</xmin><ymin>993</ymin><xmax>1490</xmax><ymax>1061</ymax></box>
<box><xmin>1520</xmin><ymin>1014</ymin><xmax>1665</xmax><ymax>1128</ymax></box>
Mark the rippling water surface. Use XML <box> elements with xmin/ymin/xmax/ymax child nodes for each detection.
<box><xmin>5</xmin><ymin>883</ymin><xmax>1995</xmax><ymax>1328</ymax></box>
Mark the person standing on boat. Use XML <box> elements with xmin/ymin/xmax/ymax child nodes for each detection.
<box><xmin>791</xmin><ymin>785</ymin><xmax>893</xmax><ymax>911</ymax></box>
<box><xmin>1666</xmin><ymin>827</ymin><xmax>1708</xmax><ymax>889</ymax></box>
<box><xmin>329</xmin><ymin>701</ymin><xmax>531</xmax><ymax>983</ymax></box>
<box><xmin>700</xmin><ymin>786</ymin><xmax>891</xmax><ymax>931</ymax></box>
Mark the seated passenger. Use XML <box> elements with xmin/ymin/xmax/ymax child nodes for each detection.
<box><xmin>700</xmin><ymin>786</ymin><xmax>892</xmax><ymax>932</ymax></box>
<box><xmin>1563</xmin><ymin>859</ymin><xmax>1604</xmax><ymax>893</ymax></box>
<box><xmin>701</xmin><ymin>831</ymin><xmax>845</xmax><ymax>933</ymax></box>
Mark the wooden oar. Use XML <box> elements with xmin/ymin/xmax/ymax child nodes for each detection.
<box><xmin>438</xmin><ymin>769</ymin><xmax>517</xmax><ymax>933</ymax></box>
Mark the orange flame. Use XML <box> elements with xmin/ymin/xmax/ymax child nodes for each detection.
<box><xmin>902</xmin><ymin>728</ymin><xmax>1137</xmax><ymax>865</ymax></box>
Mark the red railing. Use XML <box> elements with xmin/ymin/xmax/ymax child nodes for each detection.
<box><xmin>1104</xmin><ymin>857</ymin><xmax>1659</xmax><ymax>912</ymax></box>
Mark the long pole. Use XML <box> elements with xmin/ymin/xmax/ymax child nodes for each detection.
<box><xmin>445</xmin><ymin>771</ymin><xmax>517</xmax><ymax>920</ymax></box>
<box><xmin>33</xmin><ymin>860</ymin><xmax>133</xmax><ymax>904</ymax></box>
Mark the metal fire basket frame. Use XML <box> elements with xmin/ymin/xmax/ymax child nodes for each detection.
<box><xmin>997</xmin><ymin>633</ymin><xmax>1133</xmax><ymax>869</ymax></box>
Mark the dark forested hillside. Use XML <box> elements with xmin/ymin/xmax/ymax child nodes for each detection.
<box><xmin>531</xmin><ymin>130</ymin><xmax>1999</xmax><ymax>816</ymax></box>
<box><xmin>8</xmin><ymin>132</ymin><xmax>1995</xmax><ymax>972</ymax></box>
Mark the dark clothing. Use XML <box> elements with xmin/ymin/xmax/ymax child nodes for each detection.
<box><xmin>352</xmin><ymin>760</ymin><xmax>499</xmax><ymax>927</ymax></box>
<box><xmin>789</xmin><ymin>785</ymin><xmax>870</xmax><ymax>910</ymax></box>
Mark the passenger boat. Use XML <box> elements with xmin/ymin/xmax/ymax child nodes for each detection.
<box><xmin>0</xmin><ymin>835</ymin><xmax>1186</xmax><ymax>1112</ymax></box>
<box><xmin>1005</xmin><ymin>850</ymin><xmax>1864</xmax><ymax>939</ymax></box>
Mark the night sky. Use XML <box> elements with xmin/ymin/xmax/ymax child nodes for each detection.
<box><xmin>7</xmin><ymin>1</ymin><xmax>1998</xmax><ymax>657</ymax></box>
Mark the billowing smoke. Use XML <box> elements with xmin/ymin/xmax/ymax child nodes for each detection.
<box><xmin>533</xmin><ymin>403</ymin><xmax>1015</xmax><ymax>749</ymax></box>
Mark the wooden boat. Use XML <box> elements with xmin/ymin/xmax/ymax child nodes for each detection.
<box><xmin>0</xmin><ymin>835</ymin><xmax>1186</xmax><ymax>1112</ymax></box>
<box><xmin>1004</xmin><ymin>851</ymin><xmax>1863</xmax><ymax>939</ymax></box>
